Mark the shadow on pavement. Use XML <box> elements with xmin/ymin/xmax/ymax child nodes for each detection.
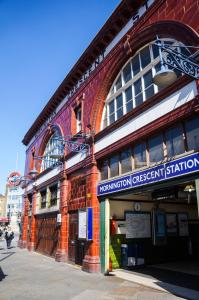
<box><xmin>127</xmin><ymin>266</ymin><xmax>199</xmax><ymax>291</ymax></box>
<box><xmin>0</xmin><ymin>266</ymin><xmax>7</xmax><ymax>281</ymax></box>
<box><xmin>0</xmin><ymin>251</ymin><xmax>15</xmax><ymax>262</ymax></box>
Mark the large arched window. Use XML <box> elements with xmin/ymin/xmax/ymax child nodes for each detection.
<box><xmin>40</xmin><ymin>128</ymin><xmax>62</xmax><ymax>172</ymax></box>
<box><xmin>101</xmin><ymin>39</ymin><xmax>188</xmax><ymax>129</ymax></box>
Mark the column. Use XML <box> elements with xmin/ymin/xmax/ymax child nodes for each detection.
<box><xmin>18</xmin><ymin>194</ymin><xmax>29</xmax><ymax>248</ymax></box>
<box><xmin>28</xmin><ymin>190</ymin><xmax>37</xmax><ymax>251</ymax></box>
<box><xmin>82</xmin><ymin>163</ymin><xmax>101</xmax><ymax>273</ymax></box>
<box><xmin>195</xmin><ymin>179</ymin><xmax>199</xmax><ymax>218</ymax></box>
<box><xmin>100</xmin><ymin>198</ymin><xmax>110</xmax><ymax>274</ymax></box>
<box><xmin>55</xmin><ymin>175</ymin><xmax>69</xmax><ymax>262</ymax></box>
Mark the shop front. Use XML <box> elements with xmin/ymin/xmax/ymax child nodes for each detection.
<box><xmin>99</xmin><ymin>152</ymin><xmax>199</xmax><ymax>274</ymax></box>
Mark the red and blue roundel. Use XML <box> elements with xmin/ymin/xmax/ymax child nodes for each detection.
<box><xmin>7</xmin><ymin>172</ymin><xmax>21</xmax><ymax>187</ymax></box>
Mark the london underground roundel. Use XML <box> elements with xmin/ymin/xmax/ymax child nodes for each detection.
<box><xmin>7</xmin><ymin>172</ymin><xmax>21</xmax><ymax>187</ymax></box>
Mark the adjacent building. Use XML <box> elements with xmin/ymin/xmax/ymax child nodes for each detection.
<box><xmin>0</xmin><ymin>194</ymin><xmax>6</xmax><ymax>219</ymax></box>
<box><xmin>6</xmin><ymin>175</ymin><xmax>23</xmax><ymax>232</ymax></box>
<box><xmin>20</xmin><ymin>0</ymin><xmax>199</xmax><ymax>274</ymax></box>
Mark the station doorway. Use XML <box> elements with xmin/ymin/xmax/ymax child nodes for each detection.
<box><xmin>68</xmin><ymin>212</ymin><xmax>85</xmax><ymax>265</ymax></box>
<box><xmin>104</xmin><ymin>179</ymin><xmax>199</xmax><ymax>286</ymax></box>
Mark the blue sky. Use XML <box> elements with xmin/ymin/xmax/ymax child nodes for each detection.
<box><xmin>0</xmin><ymin>0</ymin><xmax>120</xmax><ymax>194</ymax></box>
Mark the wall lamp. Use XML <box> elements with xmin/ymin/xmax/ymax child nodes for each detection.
<box><xmin>153</xmin><ymin>38</ymin><xmax>199</xmax><ymax>87</ymax></box>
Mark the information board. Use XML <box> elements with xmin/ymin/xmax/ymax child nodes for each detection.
<box><xmin>78</xmin><ymin>208</ymin><xmax>93</xmax><ymax>240</ymax></box>
<box><xmin>166</xmin><ymin>213</ymin><xmax>177</xmax><ymax>236</ymax></box>
<box><xmin>178</xmin><ymin>213</ymin><xmax>189</xmax><ymax>237</ymax></box>
<box><xmin>125</xmin><ymin>212</ymin><xmax>151</xmax><ymax>239</ymax></box>
<box><xmin>78</xmin><ymin>209</ymin><xmax>87</xmax><ymax>239</ymax></box>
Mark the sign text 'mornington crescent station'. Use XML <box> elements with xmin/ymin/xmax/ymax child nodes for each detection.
<box><xmin>98</xmin><ymin>153</ymin><xmax>199</xmax><ymax>195</ymax></box>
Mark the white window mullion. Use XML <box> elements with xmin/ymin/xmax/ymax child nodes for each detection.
<box><xmin>114</xmin><ymin>98</ymin><xmax>117</xmax><ymax>121</ymax></box>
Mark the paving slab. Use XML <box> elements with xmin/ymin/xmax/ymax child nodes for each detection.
<box><xmin>0</xmin><ymin>237</ymin><xmax>188</xmax><ymax>300</ymax></box>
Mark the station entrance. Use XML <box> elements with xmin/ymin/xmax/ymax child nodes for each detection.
<box><xmin>101</xmin><ymin>178</ymin><xmax>199</xmax><ymax>289</ymax></box>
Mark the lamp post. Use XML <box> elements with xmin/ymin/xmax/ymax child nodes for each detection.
<box><xmin>153</xmin><ymin>38</ymin><xmax>199</xmax><ymax>87</ymax></box>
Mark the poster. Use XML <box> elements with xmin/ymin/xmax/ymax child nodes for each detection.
<box><xmin>178</xmin><ymin>213</ymin><xmax>189</xmax><ymax>237</ymax></box>
<box><xmin>156</xmin><ymin>213</ymin><xmax>166</xmax><ymax>237</ymax></box>
<box><xmin>78</xmin><ymin>209</ymin><xmax>87</xmax><ymax>239</ymax></box>
<box><xmin>166</xmin><ymin>213</ymin><xmax>177</xmax><ymax>235</ymax></box>
<box><xmin>152</xmin><ymin>209</ymin><xmax>167</xmax><ymax>246</ymax></box>
<box><xmin>125</xmin><ymin>212</ymin><xmax>151</xmax><ymax>239</ymax></box>
<box><xmin>116</xmin><ymin>220</ymin><xmax>126</xmax><ymax>234</ymax></box>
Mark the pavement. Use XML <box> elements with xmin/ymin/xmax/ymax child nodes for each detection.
<box><xmin>0</xmin><ymin>236</ymin><xmax>194</xmax><ymax>300</ymax></box>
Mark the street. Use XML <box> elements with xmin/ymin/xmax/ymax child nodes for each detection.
<box><xmin>0</xmin><ymin>236</ymin><xmax>185</xmax><ymax>300</ymax></box>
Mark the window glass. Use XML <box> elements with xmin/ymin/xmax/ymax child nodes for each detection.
<box><xmin>134</xmin><ymin>78</ymin><xmax>143</xmax><ymax>107</ymax></box>
<box><xmin>132</xmin><ymin>55</ymin><xmax>140</xmax><ymax>76</ymax></box>
<box><xmin>143</xmin><ymin>70</ymin><xmax>153</xmax><ymax>88</ymax></box>
<box><xmin>116</xmin><ymin>94</ymin><xmax>123</xmax><ymax>119</ymax></box>
<box><xmin>143</xmin><ymin>70</ymin><xmax>154</xmax><ymax>100</ymax></box>
<box><xmin>125</xmin><ymin>86</ymin><xmax>133</xmax><ymax>113</ymax></box>
<box><xmin>40</xmin><ymin>190</ymin><xmax>47</xmax><ymax>209</ymax></box>
<box><xmin>121</xmin><ymin>149</ymin><xmax>132</xmax><ymax>173</ymax></box>
<box><xmin>185</xmin><ymin>117</ymin><xmax>199</xmax><ymax>150</ymax></box>
<box><xmin>149</xmin><ymin>135</ymin><xmax>164</xmax><ymax>163</ymax></box>
<box><xmin>75</xmin><ymin>107</ymin><xmax>82</xmax><ymax>132</ymax></box>
<box><xmin>140</xmin><ymin>46</ymin><xmax>151</xmax><ymax>69</ymax></box>
<box><xmin>50</xmin><ymin>185</ymin><xmax>58</xmax><ymax>207</ymax></box>
<box><xmin>100</xmin><ymin>160</ymin><xmax>109</xmax><ymax>180</ymax></box>
<box><xmin>134</xmin><ymin>143</ymin><xmax>147</xmax><ymax>168</ymax></box>
<box><xmin>110</xmin><ymin>155</ymin><xmax>119</xmax><ymax>177</ymax></box>
<box><xmin>102</xmin><ymin>106</ymin><xmax>108</xmax><ymax>129</ymax></box>
<box><xmin>115</xmin><ymin>75</ymin><xmax>122</xmax><ymax>91</ymax></box>
<box><xmin>165</xmin><ymin>126</ymin><xmax>184</xmax><ymax>157</ymax></box>
<box><xmin>123</xmin><ymin>63</ymin><xmax>132</xmax><ymax>83</ymax></box>
<box><xmin>41</xmin><ymin>129</ymin><xmax>62</xmax><ymax>172</ymax></box>
<box><xmin>109</xmin><ymin>100</ymin><xmax>115</xmax><ymax>125</ymax></box>
<box><xmin>152</xmin><ymin>43</ymin><xmax>159</xmax><ymax>59</ymax></box>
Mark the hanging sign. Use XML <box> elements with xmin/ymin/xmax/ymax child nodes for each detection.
<box><xmin>7</xmin><ymin>172</ymin><xmax>21</xmax><ymax>187</ymax></box>
<box><xmin>97</xmin><ymin>152</ymin><xmax>199</xmax><ymax>196</ymax></box>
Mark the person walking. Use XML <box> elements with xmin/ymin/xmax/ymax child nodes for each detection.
<box><xmin>5</xmin><ymin>226</ymin><xmax>14</xmax><ymax>249</ymax></box>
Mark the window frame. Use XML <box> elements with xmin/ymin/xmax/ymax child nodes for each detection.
<box><xmin>102</xmin><ymin>39</ymin><xmax>186</xmax><ymax>130</ymax></box>
<box><xmin>40</xmin><ymin>189</ymin><xmax>47</xmax><ymax>209</ymax></box>
<box><xmin>40</xmin><ymin>129</ymin><xmax>62</xmax><ymax>172</ymax></box>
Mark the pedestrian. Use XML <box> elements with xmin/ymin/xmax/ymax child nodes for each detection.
<box><xmin>4</xmin><ymin>226</ymin><xmax>14</xmax><ymax>249</ymax></box>
<box><xmin>0</xmin><ymin>225</ymin><xmax>4</xmax><ymax>240</ymax></box>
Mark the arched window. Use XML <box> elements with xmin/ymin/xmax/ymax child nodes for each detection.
<box><xmin>101</xmin><ymin>39</ymin><xmax>189</xmax><ymax>129</ymax></box>
<box><xmin>40</xmin><ymin>128</ymin><xmax>62</xmax><ymax>172</ymax></box>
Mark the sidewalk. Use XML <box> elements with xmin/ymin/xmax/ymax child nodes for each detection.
<box><xmin>0</xmin><ymin>237</ymin><xmax>187</xmax><ymax>300</ymax></box>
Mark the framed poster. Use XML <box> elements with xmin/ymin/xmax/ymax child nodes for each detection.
<box><xmin>78</xmin><ymin>208</ymin><xmax>93</xmax><ymax>240</ymax></box>
<box><xmin>125</xmin><ymin>211</ymin><xmax>151</xmax><ymax>239</ymax></box>
<box><xmin>152</xmin><ymin>209</ymin><xmax>167</xmax><ymax>246</ymax></box>
<box><xmin>178</xmin><ymin>213</ymin><xmax>189</xmax><ymax>237</ymax></box>
<box><xmin>166</xmin><ymin>213</ymin><xmax>177</xmax><ymax>236</ymax></box>
<box><xmin>78</xmin><ymin>209</ymin><xmax>87</xmax><ymax>239</ymax></box>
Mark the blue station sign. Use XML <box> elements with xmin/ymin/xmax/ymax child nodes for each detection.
<box><xmin>97</xmin><ymin>152</ymin><xmax>199</xmax><ymax>196</ymax></box>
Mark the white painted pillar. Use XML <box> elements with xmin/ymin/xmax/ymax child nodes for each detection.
<box><xmin>195</xmin><ymin>179</ymin><xmax>199</xmax><ymax>218</ymax></box>
<box><xmin>104</xmin><ymin>198</ymin><xmax>110</xmax><ymax>274</ymax></box>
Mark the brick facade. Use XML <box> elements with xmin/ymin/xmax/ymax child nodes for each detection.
<box><xmin>20</xmin><ymin>0</ymin><xmax>199</xmax><ymax>272</ymax></box>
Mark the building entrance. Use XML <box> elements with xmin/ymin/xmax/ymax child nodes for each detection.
<box><xmin>68</xmin><ymin>212</ymin><xmax>85</xmax><ymax>265</ymax></box>
<box><xmin>104</xmin><ymin>180</ymin><xmax>199</xmax><ymax>277</ymax></box>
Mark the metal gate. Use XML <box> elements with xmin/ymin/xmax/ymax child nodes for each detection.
<box><xmin>35</xmin><ymin>213</ymin><xmax>59</xmax><ymax>257</ymax></box>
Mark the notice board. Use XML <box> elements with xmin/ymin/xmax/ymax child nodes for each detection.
<box><xmin>125</xmin><ymin>211</ymin><xmax>151</xmax><ymax>239</ymax></box>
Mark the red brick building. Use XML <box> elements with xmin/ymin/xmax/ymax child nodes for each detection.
<box><xmin>20</xmin><ymin>0</ymin><xmax>199</xmax><ymax>273</ymax></box>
